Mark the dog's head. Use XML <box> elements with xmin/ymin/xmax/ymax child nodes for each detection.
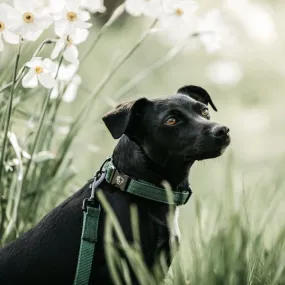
<box><xmin>102</xmin><ymin>85</ymin><xmax>230</xmax><ymax>165</ymax></box>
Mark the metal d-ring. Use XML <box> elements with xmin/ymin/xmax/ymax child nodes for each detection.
<box><xmin>82</xmin><ymin>171</ymin><xmax>106</xmax><ymax>211</ymax></box>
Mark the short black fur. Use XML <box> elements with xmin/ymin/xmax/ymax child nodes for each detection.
<box><xmin>0</xmin><ymin>86</ymin><xmax>230</xmax><ymax>285</ymax></box>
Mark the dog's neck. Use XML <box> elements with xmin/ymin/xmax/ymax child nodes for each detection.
<box><xmin>112</xmin><ymin>135</ymin><xmax>194</xmax><ymax>190</ymax></box>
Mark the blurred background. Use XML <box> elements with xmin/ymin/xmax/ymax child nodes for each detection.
<box><xmin>1</xmin><ymin>0</ymin><xmax>285</xmax><ymax>283</ymax></box>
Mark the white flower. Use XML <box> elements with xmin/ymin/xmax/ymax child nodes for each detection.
<box><xmin>51</xmin><ymin>28</ymin><xmax>89</xmax><ymax>64</ymax></box>
<box><xmin>62</xmin><ymin>74</ymin><xmax>81</xmax><ymax>103</ymax></box>
<box><xmin>0</xmin><ymin>4</ymin><xmax>19</xmax><ymax>52</ymax></box>
<box><xmin>125</xmin><ymin>0</ymin><xmax>163</xmax><ymax>18</ymax></box>
<box><xmin>58</xmin><ymin>63</ymin><xmax>78</xmax><ymax>81</ymax></box>
<box><xmin>159</xmin><ymin>0</ymin><xmax>199</xmax><ymax>29</ymax></box>
<box><xmin>22</xmin><ymin>57</ymin><xmax>57</xmax><ymax>89</ymax></box>
<box><xmin>198</xmin><ymin>9</ymin><xmax>231</xmax><ymax>53</ymax></box>
<box><xmin>53</xmin><ymin>0</ymin><xmax>92</xmax><ymax>36</ymax></box>
<box><xmin>6</xmin><ymin>0</ymin><xmax>52</xmax><ymax>41</ymax></box>
<box><xmin>81</xmin><ymin>0</ymin><xmax>106</xmax><ymax>14</ymax></box>
<box><xmin>50</xmin><ymin>63</ymin><xmax>81</xmax><ymax>103</ymax></box>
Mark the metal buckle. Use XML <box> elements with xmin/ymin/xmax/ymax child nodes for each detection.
<box><xmin>82</xmin><ymin>198</ymin><xmax>101</xmax><ymax>211</ymax></box>
<box><xmin>109</xmin><ymin>169</ymin><xmax>130</xmax><ymax>191</ymax></box>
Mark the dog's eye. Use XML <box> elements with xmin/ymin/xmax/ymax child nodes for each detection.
<box><xmin>165</xmin><ymin>117</ymin><xmax>177</xmax><ymax>126</ymax></box>
<box><xmin>201</xmin><ymin>108</ymin><xmax>209</xmax><ymax>117</ymax></box>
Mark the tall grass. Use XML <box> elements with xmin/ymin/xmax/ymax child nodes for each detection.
<box><xmin>1</xmin><ymin>5</ymin><xmax>285</xmax><ymax>285</ymax></box>
<box><xmin>96</xmin><ymin>155</ymin><xmax>285</xmax><ymax>285</ymax></box>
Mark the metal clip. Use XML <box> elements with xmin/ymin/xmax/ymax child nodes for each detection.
<box><xmin>82</xmin><ymin>171</ymin><xmax>106</xmax><ymax>211</ymax></box>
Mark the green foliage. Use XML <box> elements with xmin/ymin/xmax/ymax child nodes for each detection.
<box><xmin>1</xmin><ymin>6</ymin><xmax>285</xmax><ymax>285</ymax></box>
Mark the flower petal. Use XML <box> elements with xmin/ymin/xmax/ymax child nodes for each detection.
<box><xmin>0</xmin><ymin>38</ymin><xmax>4</xmax><ymax>52</ymax></box>
<box><xmin>63</xmin><ymin>44</ymin><xmax>79</xmax><ymax>64</ymax></box>
<box><xmin>3</xmin><ymin>30</ymin><xmax>19</xmax><ymax>44</ymax></box>
<box><xmin>43</xmin><ymin>58</ymin><xmax>58</xmax><ymax>74</ymax></box>
<box><xmin>0</xmin><ymin>4</ymin><xmax>8</xmax><ymax>22</ymax></box>
<box><xmin>76</xmin><ymin>20</ymin><xmax>92</xmax><ymax>30</ymax></box>
<box><xmin>63</xmin><ymin>75</ymin><xmax>81</xmax><ymax>103</ymax></box>
<box><xmin>77</xmin><ymin>10</ymin><xmax>90</xmax><ymax>21</ymax></box>
<box><xmin>125</xmin><ymin>0</ymin><xmax>144</xmax><ymax>17</ymax></box>
<box><xmin>5</xmin><ymin>6</ymin><xmax>22</xmax><ymax>33</ymax></box>
<box><xmin>58</xmin><ymin>63</ymin><xmax>78</xmax><ymax>81</ymax></box>
<box><xmin>65</xmin><ymin>22</ymin><xmax>76</xmax><ymax>35</ymax></box>
<box><xmin>54</xmin><ymin>22</ymin><xmax>68</xmax><ymax>37</ymax></box>
<box><xmin>51</xmin><ymin>39</ymin><xmax>65</xmax><ymax>60</ymax></box>
<box><xmin>22</xmin><ymin>30</ymin><xmax>43</xmax><ymax>41</ymax></box>
<box><xmin>34</xmin><ymin>14</ymin><xmax>53</xmax><ymax>30</ymax></box>
<box><xmin>70</xmin><ymin>28</ymin><xmax>89</xmax><ymax>45</ymax></box>
<box><xmin>50</xmin><ymin>82</ymin><xmax>60</xmax><ymax>99</ymax></box>
<box><xmin>14</xmin><ymin>0</ymin><xmax>37</xmax><ymax>13</ymax></box>
<box><xmin>66</xmin><ymin>0</ymin><xmax>82</xmax><ymax>11</ymax></box>
<box><xmin>38</xmin><ymin>73</ymin><xmax>56</xmax><ymax>89</ymax></box>
<box><xmin>54</xmin><ymin>18</ymin><xmax>68</xmax><ymax>27</ymax></box>
<box><xmin>49</xmin><ymin>0</ymin><xmax>66</xmax><ymax>13</ymax></box>
<box><xmin>25</xmin><ymin>57</ymin><xmax>43</xmax><ymax>68</ymax></box>
<box><xmin>81</xmin><ymin>0</ymin><xmax>106</xmax><ymax>13</ymax></box>
<box><xmin>144</xmin><ymin>0</ymin><xmax>163</xmax><ymax>18</ymax></box>
<box><xmin>22</xmin><ymin>69</ymin><xmax>38</xmax><ymax>88</ymax></box>
<box><xmin>14</xmin><ymin>0</ymin><xmax>30</xmax><ymax>13</ymax></box>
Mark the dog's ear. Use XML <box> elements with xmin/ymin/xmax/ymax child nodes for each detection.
<box><xmin>177</xmin><ymin>85</ymin><xmax>218</xmax><ymax>112</ymax></box>
<box><xmin>102</xmin><ymin>98</ymin><xmax>150</xmax><ymax>139</ymax></box>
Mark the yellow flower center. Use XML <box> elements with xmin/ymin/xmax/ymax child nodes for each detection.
<box><xmin>23</xmin><ymin>12</ymin><xmax>35</xmax><ymax>23</ymax></box>
<box><xmin>35</xmin><ymin>66</ymin><xmax>43</xmax><ymax>74</ymax></box>
<box><xmin>175</xmin><ymin>8</ymin><xmax>184</xmax><ymax>16</ymax></box>
<box><xmin>0</xmin><ymin>21</ymin><xmax>5</xmax><ymax>32</ymax></box>
<box><xmin>67</xmin><ymin>12</ymin><xmax>77</xmax><ymax>22</ymax></box>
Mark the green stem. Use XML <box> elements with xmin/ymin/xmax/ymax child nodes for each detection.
<box><xmin>80</xmin><ymin>3</ymin><xmax>125</xmax><ymax>64</ymax></box>
<box><xmin>53</xmin><ymin>20</ymin><xmax>158</xmax><ymax>173</ymax></box>
<box><xmin>113</xmin><ymin>31</ymin><xmax>211</xmax><ymax>102</ymax></box>
<box><xmin>21</xmin><ymin>56</ymin><xmax>64</xmax><ymax>186</ymax></box>
<box><xmin>74</xmin><ymin>19</ymin><xmax>158</xmax><ymax>126</ymax></box>
<box><xmin>0</xmin><ymin>43</ymin><xmax>22</xmax><ymax>190</ymax></box>
<box><xmin>0</xmin><ymin>39</ymin><xmax>57</xmax><ymax>95</ymax></box>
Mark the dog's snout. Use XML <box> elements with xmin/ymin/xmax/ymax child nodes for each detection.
<box><xmin>212</xmin><ymin>125</ymin><xmax>230</xmax><ymax>138</ymax></box>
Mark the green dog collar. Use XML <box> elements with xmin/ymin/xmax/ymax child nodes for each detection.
<box><xmin>103</xmin><ymin>159</ymin><xmax>192</xmax><ymax>206</ymax></box>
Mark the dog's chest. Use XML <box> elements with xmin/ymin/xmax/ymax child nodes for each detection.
<box><xmin>140</xmin><ymin>207</ymin><xmax>180</xmax><ymax>264</ymax></box>
<box><xmin>98</xmin><ymin>187</ymin><xmax>181</xmax><ymax>269</ymax></box>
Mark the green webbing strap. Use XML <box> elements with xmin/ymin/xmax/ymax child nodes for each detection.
<box><xmin>124</xmin><ymin>180</ymin><xmax>189</xmax><ymax>205</ymax></box>
<box><xmin>104</xmin><ymin>159</ymin><xmax>191</xmax><ymax>206</ymax></box>
<box><xmin>74</xmin><ymin>156</ymin><xmax>192</xmax><ymax>285</ymax></box>
<box><xmin>74</xmin><ymin>206</ymin><xmax>101</xmax><ymax>285</ymax></box>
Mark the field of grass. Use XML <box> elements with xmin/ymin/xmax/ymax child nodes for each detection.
<box><xmin>1</xmin><ymin>0</ymin><xmax>285</xmax><ymax>284</ymax></box>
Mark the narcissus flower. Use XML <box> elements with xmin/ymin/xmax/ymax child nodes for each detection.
<box><xmin>62</xmin><ymin>74</ymin><xmax>82</xmax><ymax>103</ymax></box>
<box><xmin>0</xmin><ymin>4</ymin><xmax>19</xmax><ymax>52</ymax></box>
<box><xmin>53</xmin><ymin>0</ymin><xmax>92</xmax><ymax>36</ymax></box>
<box><xmin>50</xmin><ymin>63</ymin><xmax>81</xmax><ymax>103</ymax></box>
<box><xmin>22</xmin><ymin>57</ymin><xmax>57</xmax><ymax>89</ymax></box>
<box><xmin>159</xmin><ymin>0</ymin><xmax>199</xmax><ymax>29</ymax></box>
<box><xmin>51</xmin><ymin>28</ymin><xmax>89</xmax><ymax>64</ymax></box>
<box><xmin>125</xmin><ymin>0</ymin><xmax>163</xmax><ymax>18</ymax></box>
<box><xmin>6</xmin><ymin>0</ymin><xmax>53</xmax><ymax>41</ymax></box>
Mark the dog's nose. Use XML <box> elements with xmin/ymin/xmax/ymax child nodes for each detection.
<box><xmin>212</xmin><ymin>125</ymin><xmax>230</xmax><ymax>138</ymax></box>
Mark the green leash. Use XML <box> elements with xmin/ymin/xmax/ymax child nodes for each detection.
<box><xmin>73</xmin><ymin>206</ymin><xmax>101</xmax><ymax>285</ymax></box>
<box><xmin>73</xmin><ymin>157</ymin><xmax>192</xmax><ymax>285</ymax></box>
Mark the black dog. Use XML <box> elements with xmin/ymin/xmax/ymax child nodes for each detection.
<box><xmin>0</xmin><ymin>85</ymin><xmax>230</xmax><ymax>285</ymax></box>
